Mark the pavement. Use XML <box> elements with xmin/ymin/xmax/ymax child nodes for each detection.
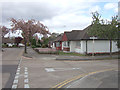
<box><xmin>25</xmin><ymin>47</ymin><xmax>118</xmax><ymax>61</ymax></box>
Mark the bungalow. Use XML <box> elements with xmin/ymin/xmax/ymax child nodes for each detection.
<box><xmin>2</xmin><ymin>38</ymin><xmax>15</xmax><ymax>47</ymax></box>
<box><xmin>56</xmin><ymin>25</ymin><xmax>118</xmax><ymax>54</ymax></box>
<box><xmin>2</xmin><ymin>37</ymin><xmax>24</xmax><ymax>47</ymax></box>
<box><xmin>54</xmin><ymin>34</ymin><xmax>63</xmax><ymax>50</ymax></box>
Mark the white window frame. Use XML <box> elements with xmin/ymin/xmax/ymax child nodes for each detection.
<box><xmin>63</xmin><ymin>41</ymin><xmax>69</xmax><ymax>47</ymax></box>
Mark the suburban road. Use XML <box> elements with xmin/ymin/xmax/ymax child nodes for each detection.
<box><xmin>2</xmin><ymin>47</ymin><xmax>118</xmax><ymax>89</ymax></box>
<box><xmin>2</xmin><ymin>48</ymin><xmax>23</xmax><ymax>88</ymax></box>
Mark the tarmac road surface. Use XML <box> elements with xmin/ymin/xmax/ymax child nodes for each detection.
<box><xmin>1</xmin><ymin>47</ymin><xmax>118</xmax><ymax>89</ymax></box>
<box><xmin>2</xmin><ymin>48</ymin><xmax>23</xmax><ymax>88</ymax></box>
<box><xmin>18</xmin><ymin>47</ymin><xmax>118</xmax><ymax>88</ymax></box>
<box><xmin>64</xmin><ymin>70</ymin><xmax>118</xmax><ymax>88</ymax></box>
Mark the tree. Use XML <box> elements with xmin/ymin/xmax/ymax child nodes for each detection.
<box><xmin>15</xmin><ymin>37</ymin><xmax>23</xmax><ymax>47</ymax></box>
<box><xmin>1</xmin><ymin>26</ymin><xmax>9</xmax><ymax>37</ymax></box>
<box><xmin>41</xmin><ymin>37</ymin><xmax>49</xmax><ymax>48</ymax></box>
<box><xmin>88</xmin><ymin>11</ymin><xmax>118</xmax><ymax>57</ymax></box>
<box><xmin>10</xmin><ymin>18</ymin><xmax>50</xmax><ymax>53</ymax></box>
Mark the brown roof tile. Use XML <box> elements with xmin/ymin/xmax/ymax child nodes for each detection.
<box><xmin>64</xmin><ymin>25</ymin><xmax>92</xmax><ymax>41</ymax></box>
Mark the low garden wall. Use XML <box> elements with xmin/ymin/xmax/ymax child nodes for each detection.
<box><xmin>34</xmin><ymin>48</ymin><xmax>59</xmax><ymax>54</ymax></box>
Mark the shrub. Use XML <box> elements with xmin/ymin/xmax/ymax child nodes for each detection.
<box><xmin>27</xmin><ymin>42</ymin><xmax>30</xmax><ymax>46</ymax></box>
<box><xmin>12</xmin><ymin>44</ymin><xmax>17</xmax><ymax>47</ymax></box>
<box><xmin>36</xmin><ymin>44</ymin><xmax>41</xmax><ymax>47</ymax></box>
<box><xmin>32</xmin><ymin>45</ymin><xmax>36</xmax><ymax>48</ymax></box>
<box><xmin>41</xmin><ymin>44</ymin><xmax>46</xmax><ymax>48</ymax></box>
<box><xmin>31</xmin><ymin>38</ymin><xmax>36</xmax><ymax>46</ymax></box>
<box><xmin>2</xmin><ymin>44</ymin><xmax>8</xmax><ymax>47</ymax></box>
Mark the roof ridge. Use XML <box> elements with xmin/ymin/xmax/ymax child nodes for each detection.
<box><xmin>81</xmin><ymin>25</ymin><xmax>91</xmax><ymax>39</ymax></box>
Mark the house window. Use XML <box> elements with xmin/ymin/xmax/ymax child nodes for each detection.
<box><xmin>76</xmin><ymin>41</ymin><xmax>81</xmax><ymax>47</ymax></box>
<box><xmin>64</xmin><ymin>41</ymin><xmax>67</xmax><ymax>46</ymax></box>
<box><xmin>63</xmin><ymin>41</ymin><xmax>69</xmax><ymax>47</ymax></box>
<box><xmin>56</xmin><ymin>42</ymin><xmax>60</xmax><ymax>47</ymax></box>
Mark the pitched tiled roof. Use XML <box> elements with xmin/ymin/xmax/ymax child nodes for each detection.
<box><xmin>54</xmin><ymin>34</ymin><xmax>63</xmax><ymax>42</ymax></box>
<box><xmin>55</xmin><ymin>25</ymin><xmax>109</xmax><ymax>42</ymax></box>
<box><xmin>64</xmin><ymin>25</ymin><xmax>92</xmax><ymax>41</ymax></box>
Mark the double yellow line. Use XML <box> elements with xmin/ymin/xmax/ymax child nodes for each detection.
<box><xmin>51</xmin><ymin>68</ymin><xmax>117</xmax><ymax>88</ymax></box>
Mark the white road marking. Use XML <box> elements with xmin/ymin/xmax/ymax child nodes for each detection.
<box><xmin>24</xmin><ymin>84</ymin><xmax>30</xmax><ymax>88</ymax></box>
<box><xmin>18</xmin><ymin>68</ymin><xmax>20</xmax><ymax>70</ymax></box>
<box><xmin>45</xmin><ymin>68</ymin><xmax>55</xmax><ymax>72</ymax></box>
<box><xmin>12</xmin><ymin>56</ymin><xmax>23</xmax><ymax>89</ymax></box>
<box><xmin>16</xmin><ymin>72</ymin><xmax>20</xmax><ymax>75</ymax></box>
<box><xmin>12</xmin><ymin>84</ymin><xmax>17</xmax><ymax>88</ymax></box>
<box><xmin>13</xmin><ymin>80</ymin><xmax>18</xmax><ymax>84</ymax></box>
<box><xmin>45</xmin><ymin>68</ymin><xmax>80</xmax><ymax>72</ymax></box>
<box><xmin>24</xmin><ymin>75</ymin><xmax>28</xmax><ymax>78</ymax></box>
<box><xmin>24</xmin><ymin>67</ymin><xmax>30</xmax><ymax>88</ymax></box>
<box><xmin>25</xmin><ymin>72</ymin><xmax>28</xmax><ymax>75</ymax></box>
<box><xmin>15</xmin><ymin>76</ymin><xmax>19</xmax><ymax>79</ymax></box>
<box><xmin>17</xmin><ymin>69</ymin><xmax>20</xmax><ymax>72</ymax></box>
<box><xmin>24</xmin><ymin>79</ymin><xmax>29</xmax><ymax>83</ymax></box>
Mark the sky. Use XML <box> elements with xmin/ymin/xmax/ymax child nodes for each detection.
<box><xmin>0</xmin><ymin>0</ymin><xmax>119</xmax><ymax>34</ymax></box>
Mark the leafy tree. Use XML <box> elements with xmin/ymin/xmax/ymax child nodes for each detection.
<box><xmin>1</xmin><ymin>26</ymin><xmax>9</xmax><ymax>37</ymax></box>
<box><xmin>41</xmin><ymin>37</ymin><xmax>49</xmax><ymax>48</ymax></box>
<box><xmin>31</xmin><ymin>38</ymin><xmax>36</xmax><ymax>46</ymax></box>
<box><xmin>88</xmin><ymin>11</ymin><xmax>118</xmax><ymax>56</ymax></box>
<box><xmin>10</xmin><ymin>18</ymin><xmax>49</xmax><ymax>53</ymax></box>
<box><xmin>37</xmin><ymin>39</ymin><xmax>42</xmax><ymax>47</ymax></box>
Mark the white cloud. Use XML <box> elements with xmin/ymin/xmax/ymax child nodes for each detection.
<box><xmin>0</xmin><ymin>0</ymin><xmax>118</xmax><ymax>2</ymax></box>
<box><xmin>115</xmin><ymin>7</ymin><xmax>118</xmax><ymax>13</ymax></box>
<box><xmin>89</xmin><ymin>5</ymin><xmax>101</xmax><ymax>13</ymax></box>
<box><xmin>104</xmin><ymin>3</ymin><xmax>118</xmax><ymax>13</ymax></box>
<box><xmin>42</xmin><ymin>13</ymin><xmax>92</xmax><ymax>33</ymax></box>
<box><xmin>1</xmin><ymin>0</ymin><xmax>118</xmax><ymax>34</ymax></box>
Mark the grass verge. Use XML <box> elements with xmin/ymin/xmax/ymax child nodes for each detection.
<box><xmin>58</xmin><ymin>51</ymin><xmax>85</xmax><ymax>56</ymax></box>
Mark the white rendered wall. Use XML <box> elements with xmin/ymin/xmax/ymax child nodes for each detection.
<box><xmin>70</xmin><ymin>41</ymin><xmax>84</xmax><ymax>53</ymax></box>
<box><xmin>70</xmin><ymin>41</ymin><xmax>76</xmax><ymax>52</ymax></box>
<box><xmin>66</xmin><ymin>40</ymin><xmax>118</xmax><ymax>54</ymax></box>
<box><xmin>82</xmin><ymin>40</ymin><xmax>118</xmax><ymax>53</ymax></box>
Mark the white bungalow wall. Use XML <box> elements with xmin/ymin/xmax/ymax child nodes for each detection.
<box><xmin>70</xmin><ymin>41</ymin><xmax>83</xmax><ymax>53</ymax></box>
<box><xmin>70</xmin><ymin>41</ymin><xmax>76</xmax><ymax>52</ymax></box>
<box><xmin>69</xmin><ymin>40</ymin><xmax>118</xmax><ymax>54</ymax></box>
<box><xmin>82</xmin><ymin>40</ymin><xmax>118</xmax><ymax>53</ymax></box>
